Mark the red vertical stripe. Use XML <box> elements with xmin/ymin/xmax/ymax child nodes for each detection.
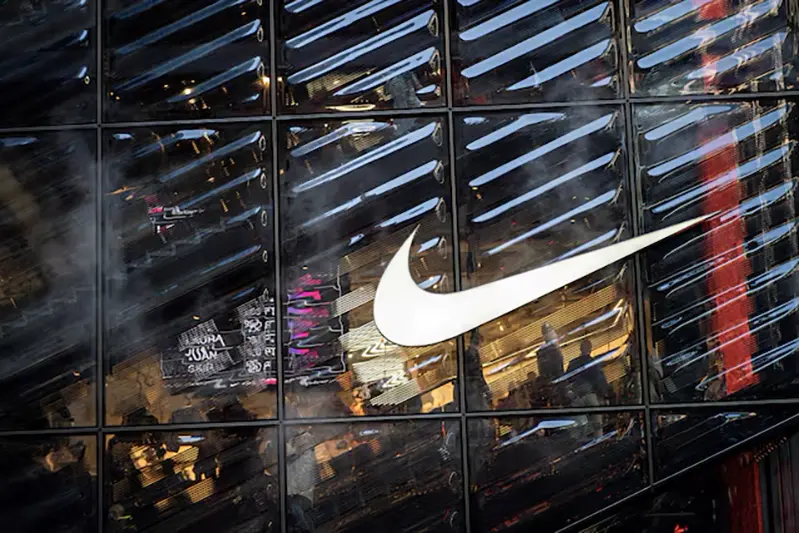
<box><xmin>694</xmin><ymin>0</ymin><xmax>758</xmax><ymax>395</ymax></box>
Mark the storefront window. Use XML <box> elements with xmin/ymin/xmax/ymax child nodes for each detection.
<box><xmin>2</xmin><ymin>0</ymin><xmax>799</xmax><ymax>531</ymax></box>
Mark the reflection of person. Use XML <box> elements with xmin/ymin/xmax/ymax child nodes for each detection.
<box><xmin>537</xmin><ymin>324</ymin><xmax>564</xmax><ymax>380</ymax></box>
<box><xmin>286</xmin><ymin>431</ymin><xmax>318</xmax><ymax>533</ymax></box>
<box><xmin>536</xmin><ymin>323</ymin><xmax>564</xmax><ymax>405</ymax></box>
<box><xmin>567</xmin><ymin>340</ymin><xmax>609</xmax><ymax>439</ymax></box>
<box><xmin>384</xmin><ymin>72</ymin><xmax>423</xmax><ymax>108</ymax></box>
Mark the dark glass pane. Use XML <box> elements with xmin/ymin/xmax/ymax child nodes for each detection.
<box><xmin>452</xmin><ymin>0</ymin><xmax>621</xmax><ymax>105</ymax></box>
<box><xmin>106</xmin><ymin>427</ymin><xmax>278</xmax><ymax>533</ymax></box>
<box><xmin>278</xmin><ymin>0</ymin><xmax>444</xmax><ymax>113</ymax></box>
<box><xmin>279</xmin><ymin>116</ymin><xmax>457</xmax><ymax>418</ymax></box>
<box><xmin>0</xmin><ymin>131</ymin><xmax>97</xmax><ymax>429</ymax></box>
<box><xmin>104</xmin><ymin>124</ymin><xmax>276</xmax><ymax>426</ymax></box>
<box><xmin>629</xmin><ymin>0</ymin><xmax>798</xmax><ymax>96</ymax></box>
<box><xmin>455</xmin><ymin>107</ymin><xmax>640</xmax><ymax>411</ymax></box>
<box><xmin>468</xmin><ymin>412</ymin><xmax>647</xmax><ymax>532</ymax></box>
<box><xmin>636</xmin><ymin>101</ymin><xmax>799</xmax><ymax>403</ymax></box>
<box><xmin>0</xmin><ymin>434</ymin><xmax>97</xmax><ymax>533</ymax></box>
<box><xmin>285</xmin><ymin>419</ymin><xmax>463</xmax><ymax>532</ymax></box>
<box><xmin>104</xmin><ymin>0</ymin><xmax>270</xmax><ymax>122</ymax></box>
<box><xmin>0</xmin><ymin>0</ymin><xmax>97</xmax><ymax>127</ymax></box>
<box><xmin>652</xmin><ymin>407</ymin><xmax>799</xmax><ymax>479</ymax></box>
<box><xmin>575</xmin><ymin>432</ymin><xmax>799</xmax><ymax>533</ymax></box>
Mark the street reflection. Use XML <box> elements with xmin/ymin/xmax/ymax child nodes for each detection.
<box><xmin>468</xmin><ymin>412</ymin><xmax>646</xmax><ymax>532</ymax></box>
<box><xmin>0</xmin><ymin>435</ymin><xmax>97</xmax><ymax>533</ymax></box>
<box><xmin>107</xmin><ymin>427</ymin><xmax>278</xmax><ymax>533</ymax></box>
<box><xmin>286</xmin><ymin>420</ymin><xmax>462</xmax><ymax>533</ymax></box>
<box><xmin>0</xmin><ymin>132</ymin><xmax>97</xmax><ymax>429</ymax></box>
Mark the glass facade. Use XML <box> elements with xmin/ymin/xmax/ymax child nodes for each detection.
<box><xmin>1</xmin><ymin>0</ymin><xmax>799</xmax><ymax>532</ymax></box>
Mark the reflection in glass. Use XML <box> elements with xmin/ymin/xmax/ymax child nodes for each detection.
<box><xmin>104</xmin><ymin>124</ymin><xmax>276</xmax><ymax>425</ymax></box>
<box><xmin>468</xmin><ymin>412</ymin><xmax>646</xmax><ymax>532</ymax></box>
<box><xmin>106</xmin><ymin>427</ymin><xmax>278</xmax><ymax>533</ymax></box>
<box><xmin>452</xmin><ymin>0</ymin><xmax>620</xmax><ymax>105</ymax></box>
<box><xmin>104</xmin><ymin>0</ymin><xmax>270</xmax><ymax>121</ymax></box>
<box><xmin>280</xmin><ymin>116</ymin><xmax>457</xmax><ymax>418</ymax></box>
<box><xmin>636</xmin><ymin>101</ymin><xmax>799</xmax><ymax>403</ymax></box>
<box><xmin>652</xmin><ymin>408</ymin><xmax>799</xmax><ymax>479</ymax></box>
<box><xmin>455</xmin><ymin>107</ymin><xmax>640</xmax><ymax>411</ymax></box>
<box><xmin>0</xmin><ymin>435</ymin><xmax>97</xmax><ymax>533</ymax></box>
<box><xmin>285</xmin><ymin>420</ymin><xmax>463</xmax><ymax>532</ymax></box>
<box><xmin>0</xmin><ymin>131</ymin><xmax>97</xmax><ymax>429</ymax></box>
<box><xmin>629</xmin><ymin>0</ymin><xmax>799</xmax><ymax>96</ymax></box>
<box><xmin>0</xmin><ymin>0</ymin><xmax>97</xmax><ymax>127</ymax></box>
<box><xmin>278</xmin><ymin>0</ymin><xmax>444</xmax><ymax>113</ymax></box>
<box><xmin>576</xmin><ymin>428</ymin><xmax>799</xmax><ymax>533</ymax></box>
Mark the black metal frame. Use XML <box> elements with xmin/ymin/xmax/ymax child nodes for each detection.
<box><xmin>1</xmin><ymin>1</ymin><xmax>799</xmax><ymax>533</ymax></box>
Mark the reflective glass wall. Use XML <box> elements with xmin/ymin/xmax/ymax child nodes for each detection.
<box><xmin>1</xmin><ymin>0</ymin><xmax>799</xmax><ymax>532</ymax></box>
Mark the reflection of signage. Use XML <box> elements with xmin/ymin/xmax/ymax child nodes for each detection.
<box><xmin>160</xmin><ymin>293</ymin><xmax>277</xmax><ymax>392</ymax></box>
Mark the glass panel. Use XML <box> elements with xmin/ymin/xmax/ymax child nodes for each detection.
<box><xmin>277</xmin><ymin>0</ymin><xmax>444</xmax><ymax>113</ymax></box>
<box><xmin>106</xmin><ymin>427</ymin><xmax>278</xmax><ymax>532</ymax></box>
<box><xmin>279</xmin><ymin>116</ymin><xmax>457</xmax><ymax>418</ymax></box>
<box><xmin>455</xmin><ymin>107</ymin><xmax>640</xmax><ymax>411</ymax></box>
<box><xmin>468</xmin><ymin>412</ymin><xmax>647</xmax><ymax>532</ymax></box>
<box><xmin>652</xmin><ymin>407</ymin><xmax>799</xmax><ymax>479</ymax></box>
<box><xmin>629</xmin><ymin>0</ymin><xmax>798</xmax><ymax>96</ymax></box>
<box><xmin>636</xmin><ymin>101</ymin><xmax>799</xmax><ymax>403</ymax></box>
<box><xmin>574</xmin><ymin>435</ymin><xmax>799</xmax><ymax>533</ymax></box>
<box><xmin>104</xmin><ymin>0</ymin><xmax>270</xmax><ymax>122</ymax></box>
<box><xmin>0</xmin><ymin>131</ymin><xmax>97</xmax><ymax>429</ymax></box>
<box><xmin>0</xmin><ymin>434</ymin><xmax>97</xmax><ymax>533</ymax></box>
<box><xmin>0</xmin><ymin>0</ymin><xmax>97</xmax><ymax>127</ymax></box>
<box><xmin>104</xmin><ymin>124</ymin><xmax>276</xmax><ymax>426</ymax></box>
<box><xmin>285</xmin><ymin>420</ymin><xmax>463</xmax><ymax>532</ymax></box>
<box><xmin>452</xmin><ymin>0</ymin><xmax>621</xmax><ymax>105</ymax></box>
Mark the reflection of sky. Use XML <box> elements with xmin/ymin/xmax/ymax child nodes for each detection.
<box><xmin>637</xmin><ymin>0</ymin><xmax>781</xmax><ymax>69</ymax></box>
<box><xmin>469</xmin><ymin>113</ymin><xmax>615</xmax><ymax>187</ymax></box>
<box><xmin>634</xmin><ymin>0</ymin><xmax>716</xmax><ymax>33</ymax></box>
<box><xmin>507</xmin><ymin>39</ymin><xmax>611</xmax><ymax>91</ymax></box>
<box><xmin>287</xmin><ymin>10</ymin><xmax>433</xmax><ymax>83</ymax></box>
<box><xmin>291</xmin><ymin>122</ymin><xmax>390</xmax><ymax>158</ymax></box>
<box><xmin>335</xmin><ymin>47</ymin><xmax>436</xmax><ymax>96</ymax></box>
<box><xmin>644</xmin><ymin>105</ymin><xmax>732</xmax><ymax>141</ymax></box>
<box><xmin>686</xmin><ymin>32</ymin><xmax>787</xmax><ymax>81</ymax></box>
<box><xmin>487</xmin><ymin>189</ymin><xmax>616</xmax><ymax>256</ymax></box>
<box><xmin>159</xmin><ymin>131</ymin><xmax>262</xmax><ymax>183</ymax></box>
<box><xmin>652</xmin><ymin>143</ymin><xmax>791</xmax><ymax>215</ymax></box>
<box><xmin>460</xmin><ymin>0</ymin><xmax>559</xmax><ymax>41</ymax></box>
<box><xmin>293</xmin><ymin>122</ymin><xmax>437</xmax><ymax>193</ymax></box>
<box><xmin>377</xmin><ymin>197</ymin><xmax>440</xmax><ymax>228</ymax></box>
<box><xmin>300</xmin><ymin>160</ymin><xmax>438</xmax><ymax>228</ymax></box>
<box><xmin>466</xmin><ymin>113</ymin><xmax>563</xmax><ymax>151</ymax></box>
<box><xmin>549</xmin><ymin>228</ymin><xmax>619</xmax><ymax>262</ymax></box>
<box><xmin>655</xmin><ymin>221</ymin><xmax>796</xmax><ymax>294</ymax></box>
<box><xmin>287</xmin><ymin>0</ymin><xmax>404</xmax><ymax>49</ymax></box>
<box><xmin>648</xmin><ymin>105</ymin><xmax>788</xmax><ymax>177</ymax></box>
<box><xmin>462</xmin><ymin>3</ymin><xmax>608</xmax><ymax>79</ymax></box>
<box><xmin>499</xmin><ymin>419</ymin><xmax>578</xmax><ymax>448</ymax></box>
<box><xmin>473</xmin><ymin>152</ymin><xmax>615</xmax><ymax>223</ymax></box>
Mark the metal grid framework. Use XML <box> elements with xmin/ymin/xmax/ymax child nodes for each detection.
<box><xmin>1</xmin><ymin>1</ymin><xmax>799</xmax><ymax>532</ymax></box>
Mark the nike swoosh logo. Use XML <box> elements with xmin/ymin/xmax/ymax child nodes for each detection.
<box><xmin>374</xmin><ymin>217</ymin><xmax>706</xmax><ymax>347</ymax></box>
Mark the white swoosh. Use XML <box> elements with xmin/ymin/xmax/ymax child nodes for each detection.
<box><xmin>374</xmin><ymin>217</ymin><xmax>706</xmax><ymax>347</ymax></box>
